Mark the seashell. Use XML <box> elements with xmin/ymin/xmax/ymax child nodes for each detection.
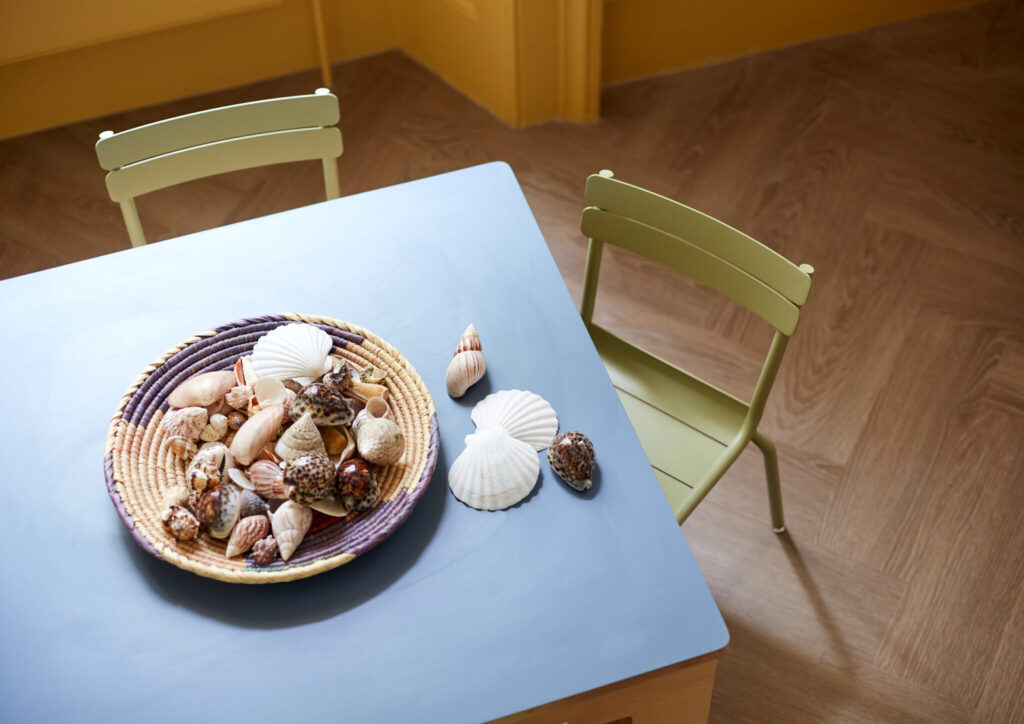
<box><xmin>322</xmin><ymin>364</ymin><xmax>354</xmax><ymax>392</ymax></box>
<box><xmin>230</xmin><ymin>403</ymin><xmax>285</xmax><ymax>466</ymax></box>
<box><xmin>354</xmin><ymin>416</ymin><xmax>405</xmax><ymax>466</ymax></box>
<box><xmin>225</xmin><ymin>385</ymin><xmax>253</xmax><ymax>410</ymax></box>
<box><xmin>226</xmin><ymin>411</ymin><xmax>247</xmax><ymax>430</ymax></box>
<box><xmin>348</xmin><ymin>380</ymin><xmax>388</xmax><ymax>401</ymax></box>
<box><xmin>161</xmin><ymin>485</ymin><xmax>191</xmax><ymax>510</ymax></box>
<box><xmin>161</xmin><ymin>407</ymin><xmax>208</xmax><ymax>442</ymax></box>
<box><xmin>226</xmin><ymin>515</ymin><xmax>270</xmax><ymax>557</ymax></box>
<box><xmin>200</xmin><ymin>413</ymin><xmax>229</xmax><ymax>442</ymax></box>
<box><xmin>352</xmin><ymin>396</ymin><xmax>391</xmax><ymax>431</ymax></box>
<box><xmin>309</xmin><ymin>498</ymin><xmax>349</xmax><ymax>517</ymax></box>
<box><xmin>448</xmin><ymin>426</ymin><xmax>540</xmax><ymax>510</ymax></box>
<box><xmin>335</xmin><ymin>458</ymin><xmax>380</xmax><ymax>512</ymax></box>
<box><xmin>319</xmin><ymin>425</ymin><xmax>353</xmax><ymax>457</ymax></box>
<box><xmin>359</xmin><ymin>364</ymin><xmax>386</xmax><ymax>385</ymax></box>
<box><xmin>284</xmin><ymin>452</ymin><xmax>335</xmax><ymax>505</ymax></box>
<box><xmin>250</xmin><ymin>535</ymin><xmax>278</xmax><ymax>566</ymax></box>
<box><xmin>268</xmin><ymin>500</ymin><xmax>312</xmax><ymax>561</ymax></box>
<box><xmin>195</xmin><ymin>483</ymin><xmax>243</xmax><ymax>538</ymax></box>
<box><xmin>290</xmin><ymin>383</ymin><xmax>353</xmax><ymax>426</ymax></box>
<box><xmin>244</xmin><ymin>459</ymin><xmax>287</xmax><ymax>498</ymax></box>
<box><xmin>167</xmin><ymin>370</ymin><xmax>236</xmax><ymax>409</ymax></box>
<box><xmin>547</xmin><ymin>431</ymin><xmax>595</xmax><ymax>491</ymax></box>
<box><xmin>274</xmin><ymin>412</ymin><xmax>327</xmax><ymax>461</ymax></box>
<box><xmin>253</xmin><ymin>377</ymin><xmax>289</xmax><ymax>408</ymax></box>
<box><xmin>471</xmin><ymin>389</ymin><xmax>558</xmax><ymax>451</ymax></box>
<box><xmin>165</xmin><ymin>435</ymin><xmax>198</xmax><ymax>461</ymax></box>
<box><xmin>205</xmin><ymin>398</ymin><xmax>232</xmax><ymax>417</ymax></box>
<box><xmin>251</xmin><ymin>323</ymin><xmax>333</xmax><ymax>385</ymax></box>
<box><xmin>162</xmin><ymin>505</ymin><xmax>200</xmax><ymax>540</ymax></box>
<box><xmin>238</xmin><ymin>489</ymin><xmax>269</xmax><ymax>518</ymax></box>
<box><xmin>186</xmin><ymin>442</ymin><xmax>233</xmax><ymax>493</ymax></box>
<box><xmin>446</xmin><ymin>324</ymin><xmax>486</xmax><ymax>398</ymax></box>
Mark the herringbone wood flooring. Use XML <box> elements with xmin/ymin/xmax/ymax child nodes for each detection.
<box><xmin>2</xmin><ymin>2</ymin><xmax>1023</xmax><ymax>721</ymax></box>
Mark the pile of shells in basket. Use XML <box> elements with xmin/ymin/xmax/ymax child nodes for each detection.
<box><xmin>158</xmin><ymin>323</ymin><xmax>406</xmax><ymax>565</ymax></box>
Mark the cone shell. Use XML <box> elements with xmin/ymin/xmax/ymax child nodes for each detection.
<box><xmin>226</xmin><ymin>515</ymin><xmax>270</xmax><ymax>557</ymax></box>
<box><xmin>471</xmin><ymin>390</ymin><xmax>558</xmax><ymax>451</ymax></box>
<box><xmin>446</xmin><ymin>325</ymin><xmax>486</xmax><ymax>398</ymax></box>
<box><xmin>161</xmin><ymin>407</ymin><xmax>208</xmax><ymax>442</ymax></box>
<box><xmin>448</xmin><ymin>426</ymin><xmax>540</xmax><ymax>510</ymax></box>
<box><xmin>354</xmin><ymin>417</ymin><xmax>405</xmax><ymax>466</ymax></box>
<box><xmin>230</xmin><ymin>404</ymin><xmax>285</xmax><ymax>466</ymax></box>
<box><xmin>547</xmin><ymin>431</ymin><xmax>595</xmax><ymax>491</ymax></box>
<box><xmin>269</xmin><ymin>500</ymin><xmax>312</xmax><ymax>561</ymax></box>
<box><xmin>251</xmin><ymin>323</ymin><xmax>333</xmax><ymax>385</ymax></box>
<box><xmin>274</xmin><ymin>412</ymin><xmax>327</xmax><ymax>461</ymax></box>
<box><xmin>167</xmin><ymin>370</ymin><xmax>236</xmax><ymax>409</ymax></box>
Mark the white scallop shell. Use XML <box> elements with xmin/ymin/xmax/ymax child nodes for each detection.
<box><xmin>471</xmin><ymin>390</ymin><xmax>558</xmax><ymax>451</ymax></box>
<box><xmin>448</xmin><ymin>426</ymin><xmax>540</xmax><ymax>510</ymax></box>
<box><xmin>251</xmin><ymin>324</ymin><xmax>333</xmax><ymax>385</ymax></box>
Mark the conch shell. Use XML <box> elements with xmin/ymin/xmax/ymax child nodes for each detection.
<box><xmin>268</xmin><ymin>500</ymin><xmax>312</xmax><ymax>561</ymax></box>
<box><xmin>274</xmin><ymin>412</ymin><xmax>327</xmax><ymax>461</ymax></box>
<box><xmin>167</xmin><ymin>370</ymin><xmax>236</xmax><ymax>409</ymax></box>
<box><xmin>446</xmin><ymin>324</ymin><xmax>486</xmax><ymax>398</ymax></box>
<box><xmin>226</xmin><ymin>514</ymin><xmax>270</xmax><ymax>557</ymax></box>
<box><xmin>185</xmin><ymin>441</ymin><xmax>233</xmax><ymax>493</ymax></box>
<box><xmin>229</xmin><ymin>403</ymin><xmax>285</xmax><ymax>466</ymax></box>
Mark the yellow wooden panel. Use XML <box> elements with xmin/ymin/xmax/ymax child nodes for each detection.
<box><xmin>602</xmin><ymin>0</ymin><xmax>987</xmax><ymax>84</ymax></box>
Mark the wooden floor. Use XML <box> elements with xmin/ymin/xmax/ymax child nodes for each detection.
<box><xmin>3</xmin><ymin>2</ymin><xmax>1023</xmax><ymax>721</ymax></box>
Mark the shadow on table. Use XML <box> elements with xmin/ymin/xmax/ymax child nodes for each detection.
<box><xmin>124</xmin><ymin>444</ymin><xmax>450</xmax><ymax>629</ymax></box>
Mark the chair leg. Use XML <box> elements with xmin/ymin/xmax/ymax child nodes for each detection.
<box><xmin>751</xmin><ymin>429</ymin><xmax>786</xmax><ymax>533</ymax></box>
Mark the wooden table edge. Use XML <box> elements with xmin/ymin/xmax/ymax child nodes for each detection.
<box><xmin>490</xmin><ymin>645</ymin><xmax>729</xmax><ymax>724</ymax></box>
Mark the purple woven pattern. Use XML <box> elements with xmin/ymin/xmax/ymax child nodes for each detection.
<box><xmin>252</xmin><ymin>411</ymin><xmax>440</xmax><ymax>570</ymax></box>
<box><xmin>104</xmin><ymin>449</ymin><xmax>160</xmax><ymax>557</ymax></box>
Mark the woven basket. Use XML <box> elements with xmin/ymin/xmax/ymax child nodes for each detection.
<box><xmin>103</xmin><ymin>314</ymin><xmax>439</xmax><ymax>583</ymax></box>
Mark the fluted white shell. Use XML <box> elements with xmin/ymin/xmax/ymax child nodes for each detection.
<box><xmin>268</xmin><ymin>500</ymin><xmax>312</xmax><ymax>561</ymax></box>
<box><xmin>448</xmin><ymin>426</ymin><xmax>540</xmax><ymax>510</ymax></box>
<box><xmin>251</xmin><ymin>324</ymin><xmax>333</xmax><ymax>385</ymax></box>
<box><xmin>471</xmin><ymin>390</ymin><xmax>558</xmax><ymax>451</ymax></box>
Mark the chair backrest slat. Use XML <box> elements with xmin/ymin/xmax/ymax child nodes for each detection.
<box><xmin>581</xmin><ymin>207</ymin><xmax>801</xmax><ymax>335</ymax></box>
<box><xmin>104</xmin><ymin>127</ymin><xmax>342</xmax><ymax>202</ymax></box>
<box><xmin>96</xmin><ymin>92</ymin><xmax>341</xmax><ymax>170</ymax></box>
<box><xmin>585</xmin><ymin>173</ymin><xmax>811</xmax><ymax>305</ymax></box>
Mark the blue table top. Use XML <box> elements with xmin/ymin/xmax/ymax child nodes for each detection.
<box><xmin>0</xmin><ymin>162</ymin><xmax>727</xmax><ymax>723</ymax></box>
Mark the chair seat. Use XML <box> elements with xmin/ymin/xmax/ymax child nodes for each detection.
<box><xmin>590</xmin><ymin>323</ymin><xmax>753</xmax><ymax>513</ymax></box>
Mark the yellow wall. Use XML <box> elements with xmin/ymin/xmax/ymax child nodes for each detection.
<box><xmin>0</xmin><ymin>0</ymin><xmax>397</xmax><ymax>139</ymax></box>
<box><xmin>601</xmin><ymin>0</ymin><xmax>986</xmax><ymax>84</ymax></box>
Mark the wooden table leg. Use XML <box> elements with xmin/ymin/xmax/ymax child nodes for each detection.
<box><xmin>492</xmin><ymin>656</ymin><xmax>719</xmax><ymax>724</ymax></box>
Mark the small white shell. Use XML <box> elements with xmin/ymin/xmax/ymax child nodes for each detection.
<box><xmin>167</xmin><ymin>370</ymin><xmax>236</xmax><ymax>409</ymax></box>
<box><xmin>253</xmin><ymin>377</ymin><xmax>289</xmax><ymax>407</ymax></box>
<box><xmin>354</xmin><ymin>417</ymin><xmax>405</xmax><ymax>466</ymax></box>
<box><xmin>471</xmin><ymin>390</ymin><xmax>558</xmax><ymax>451</ymax></box>
<box><xmin>446</xmin><ymin>324</ymin><xmax>486</xmax><ymax>398</ymax></box>
<box><xmin>251</xmin><ymin>324</ymin><xmax>333</xmax><ymax>385</ymax></box>
<box><xmin>268</xmin><ymin>500</ymin><xmax>313</xmax><ymax>561</ymax></box>
<box><xmin>200</xmin><ymin>413</ymin><xmax>229</xmax><ymax>442</ymax></box>
<box><xmin>274</xmin><ymin>412</ymin><xmax>327</xmax><ymax>461</ymax></box>
<box><xmin>448</xmin><ymin>426</ymin><xmax>540</xmax><ymax>510</ymax></box>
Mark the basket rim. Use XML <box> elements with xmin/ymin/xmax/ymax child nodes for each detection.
<box><xmin>103</xmin><ymin>313</ymin><xmax>439</xmax><ymax>584</ymax></box>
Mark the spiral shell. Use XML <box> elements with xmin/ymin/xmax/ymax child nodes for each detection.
<box><xmin>268</xmin><ymin>500</ymin><xmax>312</xmax><ymax>561</ymax></box>
<box><xmin>284</xmin><ymin>452</ymin><xmax>335</xmax><ymax>505</ymax></box>
<box><xmin>250</xmin><ymin>535</ymin><xmax>278</xmax><ymax>566</ymax></box>
<box><xmin>162</xmin><ymin>505</ymin><xmax>200</xmax><ymax>540</ymax></box>
<box><xmin>547</xmin><ymin>431</ymin><xmax>595</xmax><ymax>491</ymax></box>
<box><xmin>226</xmin><ymin>515</ymin><xmax>270</xmax><ymax>557</ymax></box>
<box><xmin>446</xmin><ymin>324</ymin><xmax>486</xmax><ymax>398</ymax></box>
<box><xmin>335</xmin><ymin>458</ymin><xmax>380</xmax><ymax>512</ymax></box>
<box><xmin>185</xmin><ymin>442</ymin><xmax>233</xmax><ymax>493</ymax></box>
<box><xmin>167</xmin><ymin>370</ymin><xmax>236</xmax><ymax>409</ymax></box>
<box><xmin>251</xmin><ymin>323</ymin><xmax>333</xmax><ymax>385</ymax></box>
<box><xmin>165</xmin><ymin>435</ymin><xmax>197</xmax><ymax>461</ymax></box>
<box><xmin>354</xmin><ymin>417</ymin><xmax>405</xmax><ymax>466</ymax></box>
<box><xmin>161</xmin><ymin>407</ymin><xmax>208</xmax><ymax>442</ymax></box>
<box><xmin>200</xmin><ymin>413</ymin><xmax>229</xmax><ymax>442</ymax></box>
<box><xmin>195</xmin><ymin>483</ymin><xmax>243</xmax><ymax>539</ymax></box>
<box><xmin>274</xmin><ymin>412</ymin><xmax>327</xmax><ymax>461</ymax></box>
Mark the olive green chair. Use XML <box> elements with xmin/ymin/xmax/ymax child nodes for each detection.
<box><xmin>579</xmin><ymin>170</ymin><xmax>814</xmax><ymax>531</ymax></box>
<box><xmin>95</xmin><ymin>88</ymin><xmax>343</xmax><ymax>247</ymax></box>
